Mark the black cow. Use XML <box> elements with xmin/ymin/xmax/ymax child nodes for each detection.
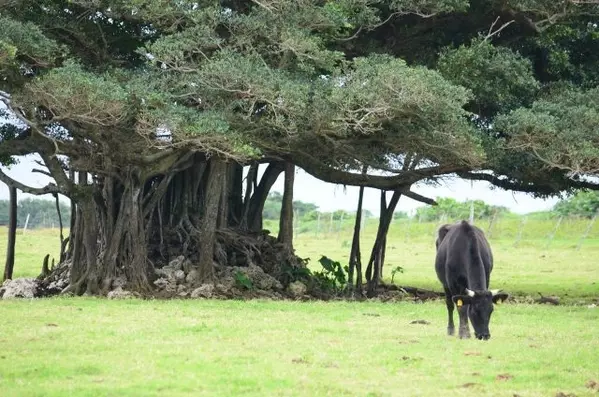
<box><xmin>435</xmin><ymin>220</ymin><xmax>509</xmax><ymax>340</ymax></box>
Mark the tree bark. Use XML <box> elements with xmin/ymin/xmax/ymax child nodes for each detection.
<box><xmin>348</xmin><ymin>166</ymin><xmax>367</xmax><ymax>293</ymax></box>
<box><xmin>277</xmin><ymin>162</ymin><xmax>295</xmax><ymax>248</ymax></box>
<box><xmin>366</xmin><ymin>190</ymin><xmax>402</xmax><ymax>297</ymax></box>
<box><xmin>198</xmin><ymin>159</ymin><xmax>226</xmax><ymax>281</ymax></box>
<box><xmin>3</xmin><ymin>186</ymin><xmax>17</xmax><ymax>281</ymax></box>
<box><xmin>228</xmin><ymin>162</ymin><xmax>243</xmax><ymax>227</ymax></box>
<box><xmin>248</xmin><ymin>161</ymin><xmax>285</xmax><ymax>232</ymax></box>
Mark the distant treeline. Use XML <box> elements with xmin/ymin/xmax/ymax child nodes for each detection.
<box><xmin>263</xmin><ymin>190</ymin><xmax>599</xmax><ymax>223</ymax></box>
<box><xmin>0</xmin><ymin>198</ymin><xmax>71</xmax><ymax>228</ymax></box>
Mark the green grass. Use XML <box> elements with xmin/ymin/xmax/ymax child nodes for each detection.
<box><xmin>1</xmin><ymin>221</ymin><xmax>598</xmax><ymax>396</ymax></box>
<box><xmin>0</xmin><ymin>298</ymin><xmax>597</xmax><ymax>396</ymax></box>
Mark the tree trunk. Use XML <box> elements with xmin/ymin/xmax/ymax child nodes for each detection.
<box><xmin>228</xmin><ymin>163</ymin><xmax>243</xmax><ymax>227</ymax></box>
<box><xmin>366</xmin><ymin>190</ymin><xmax>402</xmax><ymax>297</ymax></box>
<box><xmin>348</xmin><ymin>167</ymin><xmax>367</xmax><ymax>294</ymax></box>
<box><xmin>277</xmin><ymin>162</ymin><xmax>295</xmax><ymax>249</ymax></box>
<box><xmin>248</xmin><ymin>161</ymin><xmax>285</xmax><ymax>232</ymax></box>
<box><xmin>3</xmin><ymin>186</ymin><xmax>17</xmax><ymax>281</ymax></box>
<box><xmin>197</xmin><ymin>159</ymin><xmax>226</xmax><ymax>281</ymax></box>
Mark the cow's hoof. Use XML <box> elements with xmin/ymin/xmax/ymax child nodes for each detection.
<box><xmin>447</xmin><ymin>327</ymin><xmax>455</xmax><ymax>336</ymax></box>
<box><xmin>459</xmin><ymin>332</ymin><xmax>471</xmax><ymax>339</ymax></box>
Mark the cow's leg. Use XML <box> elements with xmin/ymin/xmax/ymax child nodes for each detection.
<box><xmin>444</xmin><ymin>287</ymin><xmax>455</xmax><ymax>336</ymax></box>
<box><xmin>458</xmin><ymin>304</ymin><xmax>471</xmax><ymax>339</ymax></box>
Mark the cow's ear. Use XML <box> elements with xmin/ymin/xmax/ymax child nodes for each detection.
<box><xmin>452</xmin><ymin>295</ymin><xmax>472</xmax><ymax>307</ymax></box>
<box><xmin>492</xmin><ymin>293</ymin><xmax>509</xmax><ymax>305</ymax></box>
<box><xmin>436</xmin><ymin>224</ymin><xmax>451</xmax><ymax>249</ymax></box>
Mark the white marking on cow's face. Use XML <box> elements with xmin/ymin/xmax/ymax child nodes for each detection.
<box><xmin>465</xmin><ymin>288</ymin><xmax>475</xmax><ymax>297</ymax></box>
<box><xmin>490</xmin><ymin>289</ymin><xmax>501</xmax><ymax>296</ymax></box>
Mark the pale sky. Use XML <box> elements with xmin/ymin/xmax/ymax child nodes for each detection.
<box><xmin>0</xmin><ymin>154</ymin><xmax>559</xmax><ymax>215</ymax></box>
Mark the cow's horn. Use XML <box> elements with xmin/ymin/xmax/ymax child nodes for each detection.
<box><xmin>465</xmin><ymin>288</ymin><xmax>475</xmax><ymax>297</ymax></box>
<box><xmin>490</xmin><ymin>289</ymin><xmax>501</xmax><ymax>295</ymax></box>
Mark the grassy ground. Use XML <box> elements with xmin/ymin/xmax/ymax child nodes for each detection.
<box><xmin>1</xmin><ymin>298</ymin><xmax>598</xmax><ymax>397</ymax></box>
<box><xmin>0</xmin><ymin>222</ymin><xmax>598</xmax><ymax>396</ymax></box>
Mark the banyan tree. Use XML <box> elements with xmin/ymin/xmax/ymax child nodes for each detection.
<box><xmin>2</xmin><ymin>0</ymin><xmax>599</xmax><ymax>296</ymax></box>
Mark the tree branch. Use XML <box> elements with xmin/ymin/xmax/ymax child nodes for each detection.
<box><xmin>293</xmin><ymin>152</ymin><xmax>468</xmax><ymax>189</ymax></box>
<box><xmin>399</xmin><ymin>188</ymin><xmax>437</xmax><ymax>205</ymax></box>
<box><xmin>0</xmin><ymin>167</ymin><xmax>60</xmax><ymax>195</ymax></box>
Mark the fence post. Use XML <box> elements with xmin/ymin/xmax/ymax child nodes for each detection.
<box><xmin>328</xmin><ymin>212</ymin><xmax>334</xmax><ymax>234</ymax></box>
<box><xmin>514</xmin><ymin>216</ymin><xmax>527</xmax><ymax>247</ymax></box>
<box><xmin>404</xmin><ymin>216</ymin><xmax>412</xmax><ymax>243</ymax></box>
<box><xmin>545</xmin><ymin>216</ymin><xmax>563</xmax><ymax>249</ymax></box>
<box><xmin>576</xmin><ymin>212</ymin><xmax>598</xmax><ymax>251</ymax></box>
<box><xmin>487</xmin><ymin>209</ymin><xmax>498</xmax><ymax>239</ymax></box>
<box><xmin>23</xmin><ymin>213</ymin><xmax>31</xmax><ymax>234</ymax></box>
<box><xmin>469</xmin><ymin>200</ymin><xmax>474</xmax><ymax>224</ymax></box>
<box><xmin>337</xmin><ymin>212</ymin><xmax>345</xmax><ymax>237</ymax></box>
<box><xmin>316</xmin><ymin>212</ymin><xmax>321</xmax><ymax>237</ymax></box>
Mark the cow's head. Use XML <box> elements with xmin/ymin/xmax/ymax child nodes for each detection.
<box><xmin>452</xmin><ymin>289</ymin><xmax>509</xmax><ymax>340</ymax></box>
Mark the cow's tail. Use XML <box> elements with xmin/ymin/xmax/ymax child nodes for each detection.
<box><xmin>459</xmin><ymin>220</ymin><xmax>481</xmax><ymax>262</ymax></box>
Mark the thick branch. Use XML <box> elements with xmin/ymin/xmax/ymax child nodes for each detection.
<box><xmin>0</xmin><ymin>167</ymin><xmax>61</xmax><ymax>195</ymax></box>
<box><xmin>294</xmin><ymin>153</ymin><xmax>468</xmax><ymax>189</ymax></box>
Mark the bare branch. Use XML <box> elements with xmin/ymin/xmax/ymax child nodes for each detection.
<box><xmin>399</xmin><ymin>188</ymin><xmax>438</xmax><ymax>205</ymax></box>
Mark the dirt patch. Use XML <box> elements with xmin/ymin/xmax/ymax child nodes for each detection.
<box><xmin>586</xmin><ymin>380</ymin><xmax>599</xmax><ymax>392</ymax></box>
<box><xmin>410</xmin><ymin>319</ymin><xmax>430</xmax><ymax>325</ymax></box>
<box><xmin>496</xmin><ymin>373</ymin><xmax>513</xmax><ymax>381</ymax></box>
<box><xmin>45</xmin><ymin>323</ymin><xmax>58</xmax><ymax>327</ymax></box>
<box><xmin>292</xmin><ymin>357</ymin><xmax>309</xmax><ymax>364</ymax></box>
<box><xmin>555</xmin><ymin>392</ymin><xmax>577</xmax><ymax>397</ymax></box>
<box><xmin>461</xmin><ymin>383</ymin><xmax>479</xmax><ymax>388</ymax></box>
<box><xmin>464</xmin><ymin>351</ymin><xmax>482</xmax><ymax>356</ymax></box>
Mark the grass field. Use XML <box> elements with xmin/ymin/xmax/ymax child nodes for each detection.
<box><xmin>1</xmin><ymin>299</ymin><xmax>598</xmax><ymax>396</ymax></box>
<box><xmin>1</xmin><ymin>219</ymin><xmax>598</xmax><ymax>396</ymax></box>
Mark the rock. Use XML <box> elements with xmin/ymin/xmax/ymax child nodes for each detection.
<box><xmin>177</xmin><ymin>284</ymin><xmax>187</xmax><ymax>293</ymax></box>
<box><xmin>215</xmin><ymin>283</ymin><xmax>230</xmax><ymax>295</ymax></box>
<box><xmin>230</xmin><ymin>264</ymin><xmax>283</xmax><ymax>291</ymax></box>
<box><xmin>288</xmin><ymin>281</ymin><xmax>307</xmax><ymax>298</ymax></box>
<box><xmin>191</xmin><ymin>284</ymin><xmax>214</xmax><ymax>298</ymax></box>
<box><xmin>156</xmin><ymin>267</ymin><xmax>176</xmax><ymax>279</ymax></box>
<box><xmin>174</xmin><ymin>270</ymin><xmax>186</xmax><ymax>284</ymax></box>
<box><xmin>1</xmin><ymin>278</ymin><xmax>38</xmax><ymax>299</ymax></box>
<box><xmin>153</xmin><ymin>277</ymin><xmax>169</xmax><ymax>289</ymax></box>
<box><xmin>178</xmin><ymin>291</ymin><xmax>189</xmax><ymax>298</ymax></box>
<box><xmin>168</xmin><ymin>255</ymin><xmax>186</xmax><ymax>271</ymax></box>
<box><xmin>107</xmin><ymin>287</ymin><xmax>135</xmax><ymax>299</ymax></box>
<box><xmin>112</xmin><ymin>276</ymin><xmax>127</xmax><ymax>289</ymax></box>
<box><xmin>185</xmin><ymin>269</ymin><xmax>200</xmax><ymax>285</ymax></box>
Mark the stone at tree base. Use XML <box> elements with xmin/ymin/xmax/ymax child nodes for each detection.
<box><xmin>174</xmin><ymin>270</ymin><xmax>186</xmax><ymax>283</ymax></box>
<box><xmin>191</xmin><ymin>284</ymin><xmax>214</xmax><ymax>298</ymax></box>
<box><xmin>154</xmin><ymin>277</ymin><xmax>169</xmax><ymax>289</ymax></box>
<box><xmin>185</xmin><ymin>269</ymin><xmax>200</xmax><ymax>285</ymax></box>
<box><xmin>0</xmin><ymin>278</ymin><xmax>38</xmax><ymax>299</ymax></box>
<box><xmin>107</xmin><ymin>287</ymin><xmax>136</xmax><ymax>299</ymax></box>
<box><xmin>288</xmin><ymin>281</ymin><xmax>307</xmax><ymax>298</ymax></box>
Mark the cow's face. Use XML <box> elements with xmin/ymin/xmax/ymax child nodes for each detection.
<box><xmin>452</xmin><ymin>289</ymin><xmax>509</xmax><ymax>340</ymax></box>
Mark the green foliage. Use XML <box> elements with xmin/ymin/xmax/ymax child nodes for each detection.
<box><xmin>496</xmin><ymin>85</ymin><xmax>599</xmax><ymax>174</ymax></box>
<box><xmin>311</xmin><ymin>255</ymin><xmax>348</xmax><ymax>292</ymax></box>
<box><xmin>390</xmin><ymin>265</ymin><xmax>404</xmax><ymax>284</ymax></box>
<box><xmin>554</xmin><ymin>190</ymin><xmax>599</xmax><ymax>218</ymax></box>
<box><xmin>438</xmin><ymin>38</ymin><xmax>539</xmax><ymax>117</ymax></box>
<box><xmin>233</xmin><ymin>270</ymin><xmax>254</xmax><ymax>290</ymax></box>
<box><xmin>415</xmin><ymin>197</ymin><xmax>507</xmax><ymax>222</ymax></box>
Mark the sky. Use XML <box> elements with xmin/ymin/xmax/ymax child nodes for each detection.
<box><xmin>0</xmin><ymin>154</ymin><xmax>560</xmax><ymax>216</ymax></box>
